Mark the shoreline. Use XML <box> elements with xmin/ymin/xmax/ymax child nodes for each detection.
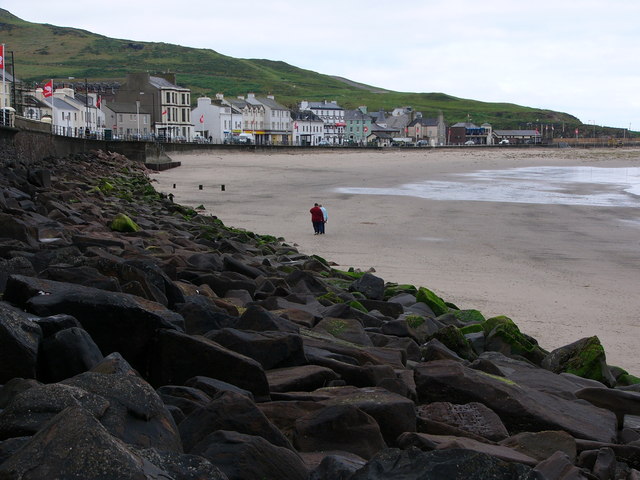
<box><xmin>151</xmin><ymin>147</ymin><xmax>640</xmax><ymax>374</ymax></box>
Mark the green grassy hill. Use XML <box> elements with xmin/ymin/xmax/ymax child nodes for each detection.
<box><xmin>0</xmin><ymin>8</ymin><xmax>581</xmax><ymax>129</ymax></box>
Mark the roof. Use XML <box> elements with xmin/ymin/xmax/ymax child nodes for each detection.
<box><xmin>495</xmin><ymin>129</ymin><xmax>541</xmax><ymax>136</ymax></box>
<box><xmin>23</xmin><ymin>95</ymin><xmax>50</xmax><ymax>109</ymax></box>
<box><xmin>344</xmin><ymin>109</ymin><xmax>372</xmax><ymax>121</ymax></box>
<box><xmin>102</xmin><ymin>102</ymin><xmax>150</xmax><ymax>114</ymax></box>
<box><xmin>257</xmin><ymin>96</ymin><xmax>288</xmax><ymax>111</ymax></box>
<box><xmin>149</xmin><ymin>75</ymin><xmax>188</xmax><ymax>91</ymax></box>
<box><xmin>307</xmin><ymin>100</ymin><xmax>343</xmax><ymax>110</ymax></box>
<box><xmin>39</xmin><ymin>97</ymin><xmax>80</xmax><ymax>111</ymax></box>
<box><xmin>291</xmin><ymin>110</ymin><xmax>323</xmax><ymax>122</ymax></box>
<box><xmin>451</xmin><ymin>122</ymin><xmax>480</xmax><ymax>128</ymax></box>
<box><xmin>408</xmin><ymin>117</ymin><xmax>439</xmax><ymax>127</ymax></box>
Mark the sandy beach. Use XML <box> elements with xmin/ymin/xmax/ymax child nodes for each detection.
<box><xmin>150</xmin><ymin>147</ymin><xmax>640</xmax><ymax>374</ymax></box>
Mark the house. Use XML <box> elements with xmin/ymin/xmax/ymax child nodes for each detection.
<box><xmin>1</xmin><ymin>71</ymin><xmax>15</xmax><ymax>110</ymax></box>
<box><xmin>116</xmin><ymin>73</ymin><xmax>194</xmax><ymax>140</ymax></box>
<box><xmin>448</xmin><ymin>122</ymin><xmax>490</xmax><ymax>145</ymax></box>
<box><xmin>494</xmin><ymin>129</ymin><xmax>541</xmax><ymax>144</ymax></box>
<box><xmin>344</xmin><ymin>107</ymin><xmax>373</xmax><ymax>145</ymax></box>
<box><xmin>192</xmin><ymin>95</ymin><xmax>242</xmax><ymax>143</ymax></box>
<box><xmin>366</xmin><ymin>122</ymin><xmax>401</xmax><ymax>147</ymax></box>
<box><xmin>32</xmin><ymin>86</ymin><xmax>101</xmax><ymax>136</ymax></box>
<box><xmin>291</xmin><ymin>110</ymin><xmax>324</xmax><ymax>146</ymax></box>
<box><xmin>253</xmin><ymin>94</ymin><xmax>291</xmax><ymax>145</ymax></box>
<box><xmin>299</xmin><ymin>100</ymin><xmax>345</xmax><ymax>145</ymax></box>
<box><xmin>102</xmin><ymin>102</ymin><xmax>151</xmax><ymax>139</ymax></box>
<box><xmin>407</xmin><ymin>113</ymin><xmax>446</xmax><ymax>146</ymax></box>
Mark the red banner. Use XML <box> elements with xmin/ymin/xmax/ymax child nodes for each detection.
<box><xmin>0</xmin><ymin>44</ymin><xmax>4</xmax><ymax>70</ymax></box>
<box><xmin>43</xmin><ymin>80</ymin><xmax>53</xmax><ymax>98</ymax></box>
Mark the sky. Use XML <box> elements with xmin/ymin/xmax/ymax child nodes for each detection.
<box><xmin>3</xmin><ymin>0</ymin><xmax>639</xmax><ymax>130</ymax></box>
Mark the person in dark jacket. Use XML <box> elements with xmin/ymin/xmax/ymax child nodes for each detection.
<box><xmin>310</xmin><ymin>203</ymin><xmax>324</xmax><ymax>235</ymax></box>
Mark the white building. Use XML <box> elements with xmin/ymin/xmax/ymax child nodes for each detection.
<box><xmin>191</xmin><ymin>95</ymin><xmax>242</xmax><ymax>143</ymax></box>
<box><xmin>299</xmin><ymin>100</ymin><xmax>345</xmax><ymax>145</ymax></box>
<box><xmin>291</xmin><ymin>110</ymin><xmax>324</xmax><ymax>146</ymax></box>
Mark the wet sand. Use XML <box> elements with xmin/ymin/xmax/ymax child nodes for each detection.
<box><xmin>150</xmin><ymin>147</ymin><xmax>640</xmax><ymax>374</ymax></box>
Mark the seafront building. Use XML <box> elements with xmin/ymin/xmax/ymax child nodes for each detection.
<box><xmin>299</xmin><ymin>100</ymin><xmax>345</xmax><ymax>145</ymax></box>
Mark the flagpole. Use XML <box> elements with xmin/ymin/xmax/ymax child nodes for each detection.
<box><xmin>2</xmin><ymin>44</ymin><xmax>5</xmax><ymax>109</ymax></box>
<box><xmin>51</xmin><ymin>79</ymin><xmax>55</xmax><ymax>134</ymax></box>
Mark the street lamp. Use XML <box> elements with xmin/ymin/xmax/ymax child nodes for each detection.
<box><xmin>136</xmin><ymin>100</ymin><xmax>140</xmax><ymax>139</ymax></box>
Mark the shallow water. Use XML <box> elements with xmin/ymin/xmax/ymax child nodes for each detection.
<box><xmin>336</xmin><ymin>166</ymin><xmax>640</xmax><ymax>208</ymax></box>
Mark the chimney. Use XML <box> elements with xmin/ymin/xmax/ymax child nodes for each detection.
<box><xmin>267</xmin><ymin>95</ymin><xmax>275</xmax><ymax>100</ymax></box>
<box><xmin>215</xmin><ymin>93</ymin><xmax>224</xmax><ymax>100</ymax></box>
<box><xmin>247</xmin><ymin>93</ymin><xmax>255</xmax><ymax>99</ymax></box>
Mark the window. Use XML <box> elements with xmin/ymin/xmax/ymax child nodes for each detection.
<box><xmin>166</xmin><ymin>92</ymin><xmax>171</xmax><ymax>103</ymax></box>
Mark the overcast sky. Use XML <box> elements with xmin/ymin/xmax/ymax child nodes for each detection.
<box><xmin>3</xmin><ymin>0</ymin><xmax>639</xmax><ymax>130</ymax></box>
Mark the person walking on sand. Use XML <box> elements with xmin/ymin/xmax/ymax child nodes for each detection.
<box><xmin>319</xmin><ymin>204</ymin><xmax>328</xmax><ymax>234</ymax></box>
<box><xmin>310</xmin><ymin>203</ymin><xmax>324</xmax><ymax>235</ymax></box>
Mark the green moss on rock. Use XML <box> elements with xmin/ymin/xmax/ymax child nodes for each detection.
<box><xmin>109</xmin><ymin>213</ymin><xmax>140</xmax><ymax>233</ymax></box>
<box><xmin>483</xmin><ymin>316</ymin><xmax>545</xmax><ymax>365</ymax></box>
<box><xmin>406</xmin><ymin>315</ymin><xmax>425</xmax><ymax>329</ymax></box>
<box><xmin>384</xmin><ymin>283</ymin><xmax>418</xmax><ymax>300</ymax></box>
<box><xmin>452</xmin><ymin>309</ymin><xmax>486</xmax><ymax>325</ymax></box>
<box><xmin>430</xmin><ymin>325</ymin><xmax>477</xmax><ymax>361</ymax></box>
<box><xmin>416</xmin><ymin>287</ymin><xmax>448</xmax><ymax>316</ymax></box>
<box><xmin>459</xmin><ymin>323</ymin><xmax>484</xmax><ymax>335</ymax></box>
<box><xmin>348</xmin><ymin>300</ymin><xmax>367</xmax><ymax>312</ymax></box>
<box><xmin>563</xmin><ymin>336</ymin><xmax>610</xmax><ymax>383</ymax></box>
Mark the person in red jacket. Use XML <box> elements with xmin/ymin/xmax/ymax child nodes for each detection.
<box><xmin>310</xmin><ymin>203</ymin><xmax>324</xmax><ymax>235</ymax></box>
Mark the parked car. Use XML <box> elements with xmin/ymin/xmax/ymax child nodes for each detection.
<box><xmin>499</xmin><ymin>139</ymin><xmax>510</xmax><ymax>145</ymax></box>
<box><xmin>318</xmin><ymin>140</ymin><xmax>330</xmax><ymax>146</ymax></box>
<box><xmin>417</xmin><ymin>140</ymin><xmax>430</xmax><ymax>147</ymax></box>
<box><xmin>464</xmin><ymin>140</ymin><xmax>476</xmax><ymax>145</ymax></box>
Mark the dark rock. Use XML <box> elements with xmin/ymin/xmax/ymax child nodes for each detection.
<box><xmin>592</xmin><ymin>447</ymin><xmax>616</xmax><ymax>480</ymax></box>
<box><xmin>233</xmin><ymin>304</ymin><xmax>300</xmax><ymax>333</ymax></box>
<box><xmin>416</xmin><ymin>401</ymin><xmax>509</xmax><ymax>441</ymax></box>
<box><xmin>317</xmin><ymin>385</ymin><xmax>416</xmax><ymax>446</ymax></box>
<box><xmin>349</xmin><ymin>272</ymin><xmax>385</xmax><ymax>300</ymax></box>
<box><xmin>191</xmin><ymin>430</ymin><xmax>308</xmax><ymax>480</ymax></box>
<box><xmin>0</xmin><ymin>378</ymin><xmax>40</xmax><ymax>409</ymax></box>
<box><xmin>0</xmin><ymin>436</ymin><xmax>30</xmax><ymax>465</ymax></box>
<box><xmin>205</xmin><ymin>328</ymin><xmax>306</xmax><ymax>370</ymax></box>
<box><xmin>349</xmin><ymin>447</ymin><xmax>533</xmax><ymax>480</ymax></box>
<box><xmin>575</xmin><ymin>387</ymin><xmax>640</xmax><ymax>428</ymax></box>
<box><xmin>500</xmin><ymin>430</ymin><xmax>577</xmax><ymax>462</ymax></box>
<box><xmin>156</xmin><ymin>385</ymin><xmax>211</xmax><ymax>416</ymax></box>
<box><xmin>184</xmin><ymin>375</ymin><xmax>255</xmax><ymax>401</ymax></box>
<box><xmin>0</xmin><ymin>302</ymin><xmax>42</xmax><ymax>383</ymax></box>
<box><xmin>531</xmin><ymin>451</ymin><xmax>588</xmax><ymax>480</ymax></box>
<box><xmin>285</xmin><ymin>269</ymin><xmax>329</xmax><ymax>296</ymax></box>
<box><xmin>308</xmin><ymin>453</ymin><xmax>366</xmax><ymax>480</ymax></box>
<box><xmin>0</xmin><ymin>256</ymin><xmax>36</xmax><ymax>293</ymax></box>
<box><xmin>293</xmin><ymin>404</ymin><xmax>387</xmax><ymax>459</ymax></box>
<box><xmin>0</xmin><ymin>382</ymin><xmax>110</xmax><ymax>440</ymax></box>
<box><xmin>414</xmin><ymin>360</ymin><xmax>617</xmax><ymax>442</ymax></box>
<box><xmin>38</xmin><ymin>327</ymin><xmax>104</xmax><ymax>382</ymax></box>
<box><xmin>482</xmin><ymin>316</ymin><xmax>547</xmax><ymax>365</ymax></box>
<box><xmin>223</xmin><ymin>254</ymin><xmax>264</xmax><ymax>278</ymax></box>
<box><xmin>133</xmin><ymin>446</ymin><xmax>229</xmax><ymax>479</ymax></box>
<box><xmin>179</xmin><ymin>390</ymin><xmax>292</xmax><ymax>453</ymax></box>
<box><xmin>41</xmin><ymin>265</ymin><xmax>121</xmax><ymax>292</ymax></box>
<box><xmin>420</xmin><ymin>338</ymin><xmax>467</xmax><ymax>363</ymax></box>
<box><xmin>267</xmin><ymin>365</ymin><xmax>339</xmax><ymax>393</ymax></box>
<box><xmin>5</xmin><ymin>274</ymin><xmax>184</xmax><ymax>377</ymax></box>
<box><xmin>149</xmin><ymin>329</ymin><xmax>270</xmax><ymax>399</ymax></box>
<box><xmin>368</xmin><ymin>331</ymin><xmax>421</xmax><ymax>362</ymax></box>
<box><xmin>186</xmin><ymin>252</ymin><xmax>224</xmax><ymax>272</ymax></box>
<box><xmin>31</xmin><ymin>313</ymin><xmax>82</xmax><ymax>337</ymax></box>
<box><xmin>359</xmin><ymin>298</ymin><xmax>404</xmax><ymax>318</ymax></box>
<box><xmin>175</xmin><ymin>295</ymin><xmax>237</xmax><ymax>334</ymax></box>
<box><xmin>396</xmin><ymin>432</ymin><xmax>538</xmax><ymax>466</ymax></box>
<box><xmin>0</xmin><ymin>406</ymin><xmax>172</xmax><ymax>479</ymax></box>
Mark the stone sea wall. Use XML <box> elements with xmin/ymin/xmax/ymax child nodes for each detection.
<box><xmin>0</xmin><ymin>148</ymin><xmax>639</xmax><ymax>479</ymax></box>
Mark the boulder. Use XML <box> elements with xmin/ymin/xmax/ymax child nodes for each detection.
<box><xmin>267</xmin><ymin>365</ymin><xmax>339</xmax><ymax>393</ymax></box>
<box><xmin>542</xmin><ymin>337</ymin><xmax>616</xmax><ymax>387</ymax></box>
<box><xmin>0</xmin><ymin>302</ymin><xmax>42</xmax><ymax>383</ymax></box>
<box><xmin>205</xmin><ymin>328</ymin><xmax>306</xmax><ymax>370</ymax></box>
<box><xmin>232</xmin><ymin>304</ymin><xmax>300</xmax><ymax>333</ymax></box>
<box><xmin>396</xmin><ymin>432</ymin><xmax>538</xmax><ymax>466</ymax></box>
<box><xmin>482</xmin><ymin>316</ymin><xmax>546</xmax><ymax>365</ymax></box>
<box><xmin>308</xmin><ymin>453</ymin><xmax>366</xmax><ymax>480</ymax></box>
<box><xmin>109</xmin><ymin>212</ymin><xmax>141</xmax><ymax>232</ymax></box>
<box><xmin>313</xmin><ymin>317</ymin><xmax>373</xmax><ymax>346</ymax></box>
<box><xmin>0</xmin><ymin>406</ymin><xmax>172</xmax><ymax>479</ymax></box>
<box><xmin>38</xmin><ymin>327</ymin><xmax>104</xmax><ymax>382</ymax></box>
<box><xmin>149</xmin><ymin>329</ymin><xmax>270</xmax><ymax>399</ymax></box>
<box><xmin>63</xmin><ymin>371</ymin><xmax>182</xmax><ymax>452</ymax></box>
<box><xmin>190</xmin><ymin>430</ymin><xmax>308</xmax><ymax>480</ymax></box>
<box><xmin>175</xmin><ymin>295</ymin><xmax>237</xmax><ymax>334</ymax></box>
<box><xmin>575</xmin><ymin>387</ymin><xmax>640</xmax><ymax>428</ymax></box>
<box><xmin>415</xmin><ymin>287</ymin><xmax>449</xmax><ymax>316</ymax></box>
<box><xmin>293</xmin><ymin>404</ymin><xmax>387</xmax><ymax>460</ymax></box>
<box><xmin>499</xmin><ymin>430</ymin><xmax>577</xmax><ymax>462</ymax></box>
<box><xmin>414</xmin><ymin>360</ymin><xmax>617</xmax><ymax>442</ymax></box>
<box><xmin>184</xmin><ymin>376</ymin><xmax>254</xmax><ymax>401</ymax></box>
<box><xmin>349</xmin><ymin>273</ymin><xmax>385</xmax><ymax>300</ymax></box>
<box><xmin>416</xmin><ymin>401</ymin><xmax>509</xmax><ymax>441</ymax></box>
<box><xmin>531</xmin><ymin>451</ymin><xmax>588</xmax><ymax>480</ymax></box>
<box><xmin>349</xmin><ymin>447</ymin><xmax>533</xmax><ymax>480</ymax></box>
<box><xmin>179</xmin><ymin>390</ymin><xmax>293</xmax><ymax>453</ymax></box>
<box><xmin>4</xmin><ymin>274</ymin><xmax>184</xmax><ymax>377</ymax></box>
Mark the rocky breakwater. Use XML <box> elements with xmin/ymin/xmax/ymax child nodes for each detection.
<box><xmin>0</xmin><ymin>148</ymin><xmax>639</xmax><ymax>479</ymax></box>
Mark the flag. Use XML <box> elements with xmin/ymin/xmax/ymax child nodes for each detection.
<box><xmin>162</xmin><ymin>110</ymin><xmax>167</xmax><ymax>116</ymax></box>
<box><xmin>0</xmin><ymin>44</ymin><xmax>4</xmax><ymax>69</ymax></box>
<box><xmin>96</xmin><ymin>95</ymin><xmax>102</xmax><ymax>108</ymax></box>
<box><xmin>43</xmin><ymin>80</ymin><xmax>53</xmax><ymax>98</ymax></box>
<box><xmin>199</xmin><ymin>114</ymin><xmax>204</xmax><ymax>124</ymax></box>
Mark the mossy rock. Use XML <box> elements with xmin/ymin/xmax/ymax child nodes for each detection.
<box><xmin>482</xmin><ymin>315</ymin><xmax>546</xmax><ymax>365</ymax></box>
<box><xmin>348</xmin><ymin>300</ymin><xmax>367</xmax><ymax>313</ymax></box>
<box><xmin>317</xmin><ymin>291</ymin><xmax>344</xmax><ymax>305</ymax></box>
<box><xmin>405</xmin><ymin>315</ymin><xmax>425</xmax><ymax>329</ymax></box>
<box><xmin>616</xmin><ymin>373</ymin><xmax>640</xmax><ymax>386</ymax></box>
<box><xmin>429</xmin><ymin>325</ymin><xmax>477</xmax><ymax>361</ymax></box>
<box><xmin>415</xmin><ymin>287</ymin><xmax>448</xmax><ymax>317</ymax></box>
<box><xmin>311</xmin><ymin>254</ymin><xmax>329</xmax><ymax>266</ymax></box>
<box><xmin>384</xmin><ymin>283</ymin><xmax>418</xmax><ymax>300</ymax></box>
<box><xmin>452</xmin><ymin>309</ymin><xmax>486</xmax><ymax>325</ymax></box>
<box><xmin>459</xmin><ymin>323</ymin><xmax>484</xmax><ymax>335</ymax></box>
<box><xmin>563</xmin><ymin>337</ymin><xmax>613</xmax><ymax>385</ymax></box>
<box><xmin>109</xmin><ymin>213</ymin><xmax>140</xmax><ymax>233</ymax></box>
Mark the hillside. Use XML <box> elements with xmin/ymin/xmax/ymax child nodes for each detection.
<box><xmin>0</xmin><ymin>8</ymin><xmax>581</xmax><ymax>129</ymax></box>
